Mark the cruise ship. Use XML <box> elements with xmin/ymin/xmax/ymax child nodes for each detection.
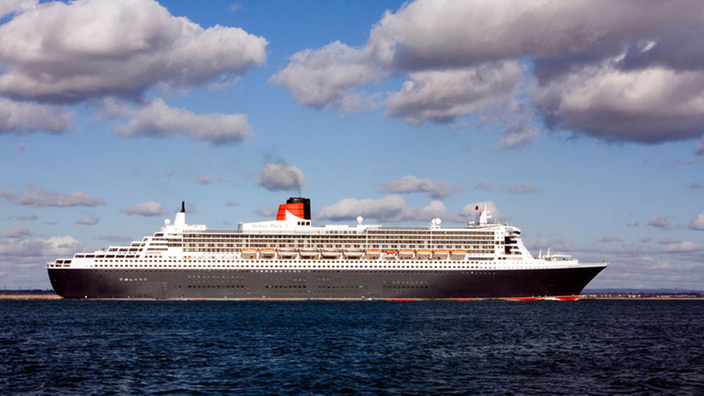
<box><xmin>48</xmin><ymin>197</ymin><xmax>607</xmax><ymax>300</ymax></box>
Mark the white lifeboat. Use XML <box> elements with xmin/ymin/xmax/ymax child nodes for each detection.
<box><xmin>322</xmin><ymin>248</ymin><xmax>342</xmax><ymax>258</ymax></box>
<box><xmin>416</xmin><ymin>249</ymin><xmax>432</xmax><ymax>260</ymax></box>
<box><xmin>398</xmin><ymin>249</ymin><xmax>414</xmax><ymax>259</ymax></box>
<box><xmin>300</xmin><ymin>248</ymin><xmax>319</xmax><ymax>259</ymax></box>
<box><xmin>278</xmin><ymin>248</ymin><xmax>297</xmax><ymax>259</ymax></box>
<box><xmin>450</xmin><ymin>249</ymin><xmax>467</xmax><ymax>260</ymax></box>
<box><xmin>344</xmin><ymin>248</ymin><xmax>364</xmax><ymax>259</ymax></box>
<box><xmin>260</xmin><ymin>248</ymin><xmax>276</xmax><ymax>259</ymax></box>
<box><xmin>434</xmin><ymin>249</ymin><xmax>449</xmax><ymax>259</ymax></box>
<box><xmin>365</xmin><ymin>249</ymin><xmax>381</xmax><ymax>259</ymax></box>
<box><xmin>241</xmin><ymin>248</ymin><xmax>257</xmax><ymax>259</ymax></box>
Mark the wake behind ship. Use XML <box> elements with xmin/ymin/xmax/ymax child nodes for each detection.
<box><xmin>48</xmin><ymin>197</ymin><xmax>607</xmax><ymax>300</ymax></box>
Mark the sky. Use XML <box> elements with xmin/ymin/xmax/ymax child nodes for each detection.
<box><xmin>0</xmin><ymin>0</ymin><xmax>703</xmax><ymax>290</ymax></box>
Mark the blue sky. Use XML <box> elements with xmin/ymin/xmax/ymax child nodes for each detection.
<box><xmin>1</xmin><ymin>0</ymin><xmax>703</xmax><ymax>290</ymax></box>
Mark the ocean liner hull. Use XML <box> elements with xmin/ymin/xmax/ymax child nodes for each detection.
<box><xmin>48</xmin><ymin>265</ymin><xmax>605</xmax><ymax>300</ymax></box>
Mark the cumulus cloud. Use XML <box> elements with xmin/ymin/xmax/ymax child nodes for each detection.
<box><xmin>689</xmin><ymin>211</ymin><xmax>704</xmax><ymax>231</ymax></box>
<box><xmin>75</xmin><ymin>216</ymin><xmax>100</xmax><ymax>225</ymax></box>
<box><xmin>274</xmin><ymin>0</ymin><xmax>704</xmax><ymax>149</ymax></box>
<box><xmin>317</xmin><ymin>195</ymin><xmax>465</xmax><ymax>223</ymax></box>
<box><xmin>648</xmin><ymin>214</ymin><xmax>672</xmax><ymax>230</ymax></box>
<box><xmin>259</xmin><ymin>164</ymin><xmax>305</xmax><ymax>192</ymax></box>
<box><xmin>0</xmin><ymin>184</ymin><xmax>105</xmax><ymax>207</ymax></box>
<box><xmin>0</xmin><ymin>0</ymin><xmax>267</xmax><ymax>104</ymax></box>
<box><xmin>534</xmin><ymin>63</ymin><xmax>704</xmax><ymax>144</ymax></box>
<box><xmin>112</xmin><ymin>99</ymin><xmax>251</xmax><ymax>145</ymax></box>
<box><xmin>0</xmin><ymin>225</ymin><xmax>32</xmax><ymax>238</ymax></box>
<box><xmin>459</xmin><ymin>201</ymin><xmax>505</xmax><ymax>224</ymax></box>
<box><xmin>119</xmin><ymin>201</ymin><xmax>167</xmax><ymax>217</ymax></box>
<box><xmin>0</xmin><ymin>0</ymin><xmax>35</xmax><ymax>18</ymax></box>
<box><xmin>0</xmin><ymin>99</ymin><xmax>74</xmax><ymax>135</ymax></box>
<box><xmin>377</xmin><ymin>175</ymin><xmax>462</xmax><ymax>199</ymax></box>
<box><xmin>270</xmin><ymin>41</ymin><xmax>384</xmax><ymax>112</ymax></box>
<box><xmin>659</xmin><ymin>239</ymin><xmax>703</xmax><ymax>253</ymax></box>
<box><xmin>385</xmin><ymin>62</ymin><xmax>521</xmax><ymax>124</ymax></box>
<box><xmin>0</xmin><ymin>235</ymin><xmax>82</xmax><ymax>257</ymax></box>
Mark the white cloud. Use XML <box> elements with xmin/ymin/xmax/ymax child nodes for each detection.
<box><xmin>0</xmin><ymin>235</ymin><xmax>82</xmax><ymax>257</ymax></box>
<box><xmin>271</xmin><ymin>41</ymin><xmax>384</xmax><ymax>112</ymax></box>
<box><xmin>258</xmin><ymin>164</ymin><xmax>305</xmax><ymax>192</ymax></box>
<box><xmin>317</xmin><ymin>195</ymin><xmax>405</xmax><ymax>221</ymax></box>
<box><xmin>659</xmin><ymin>239</ymin><xmax>702</xmax><ymax>253</ymax></box>
<box><xmin>0</xmin><ymin>0</ymin><xmax>36</xmax><ymax>18</ymax></box>
<box><xmin>0</xmin><ymin>225</ymin><xmax>32</xmax><ymax>238</ymax></box>
<box><xmin>0</xmin><ymin>0</ymin><xmax>267</xmax><ymax>104</ymax></box>
<box><xmin>0</xmin><ymin>98</ymin><xmax>74</xmax><ymax>135</ymax></box>
<box><xmin>119</xmin><ymin>201</ymin><xmax>167</xmax><ymax>217</ymax></box>
<box><xmin>274</xmin><ymin>0</ymin><xmax>704</xmax><ymax>149</ymax></box>
<box><xmin>459</xmin><ymin>201</ymin><xmax>504</xmax><ymax>224</ymax></box>
<box><xmin>0</xmin><ymin>184</ymin><xmax>105</xmax><ymax>207</ymax></box>
<box><xmin>689</xmin><ymin>211</ymin><xmax>704</xmax><ymax>231</ymax></box>
<box><xmin>385</xmin><ymin>62</ymin><xmax>521</xmax><ymax>124</ymax></box>
<box><xmin>534</xmin><ymin>63</ymin><xmax>704</xmax><ymax>144</ymax></box>
<box><xmin>317</xmin><ymin>195</ymin><xmax>464</xmax><ymax>223</ymax></box>
<box><xmin>75</xmin><ymin>217</ymin><xmax>100</xmax><ymax>225</ymax></box>
<box><xmin>648</xmin><ymin>214</ymin><xmax>672</xmax><ymax>230</ymax></box>
<box><xmin>113</xmin><ymin>99</ymin><xmax>251</xmax><ymax>145</ymax></box>
<box><xmin>0</xmin><ymin>234</ymin><xmax>84</xmax><ymax>288</ymax></box>
<box><xmin>377</xmin><ymin>175</ymin><xmax>462</xmax><ymax>199</ymax></box>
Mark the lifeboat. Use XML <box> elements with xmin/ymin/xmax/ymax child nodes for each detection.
<box><xmin>434</xmin><ymin>249</ymin><xmax>449</xmax><ymax>259</ymax></box>
<box><xmin>344</xmin><ymin>248</ymin><xmax>364</xmax><ymax>259</ymax></box>
<box><xmin>322</xmin><ymin>248</ymin><xmax>342</xmax><ymax>258</ymax></box>
<box><xmin>241</xmin><ymin>248</ymin><xmax>257</xmax><ymax>259</ymax></box>
<box><xmin>300</xmin><ymin>248</ymin><xmax>319</xmax><ymax>259</ymax></box>
<box><xmin>260</xmin><ymin>248</ymin><xmax>276</xmax><ymax>259</ymax></box>
<box><xmin>450</xmin><ymin>249</ymin><xmax>467</xmax><ymax>260</ymax></box>
<box><xmin>398</xmin><ymin>249</ymin><xmax>414</xmax><ymax>259</ymax></box>
<box><xmin>365</xmin><ymin>249</ymin><xmax>381</xmax><ymax>259</ymax></box>
<box><xmin>278</xmin><ymin>248</ymin><xmax>297</xmax><ymax>259</ymax></box>
<box><xmin>416</xmin><ymin>249</ymin><xmax>432</xmax><ymax>260</ymax></box>
<box><xmin>383</xmin><ymin>250</ymin><xmax>397</xmax><ymax>260</ymax></box>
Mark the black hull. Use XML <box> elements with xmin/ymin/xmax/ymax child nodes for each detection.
<box><xmin>48</xmin><ymin>266</ymin><xmax>606</xmax><ymax>300</ymax></box>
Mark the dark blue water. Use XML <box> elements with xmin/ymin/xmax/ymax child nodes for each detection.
<box><xmin>1</xmin><ymin>300</ymin><xmax>703</xmax><ymax>395</ymax></box>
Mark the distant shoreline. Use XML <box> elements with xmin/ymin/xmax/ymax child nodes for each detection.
<box><xmin>0</xmin><ymin>294</ymin><xmax>61</xmax><ymax>299</ymax></box>
<box><xmin>1</xmin><ymin>293</ymin><xmax>702</xmax><ymax>301</ymax></box>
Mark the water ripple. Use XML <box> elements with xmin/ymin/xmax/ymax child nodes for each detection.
<box><xmin>1</xmin><ymin>300</ymin><xmax>703</xmax><ymax>395</ymax></box>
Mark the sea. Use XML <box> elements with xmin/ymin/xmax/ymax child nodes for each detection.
<box><xmin>1</xmin><ymin>300</ymin><xmax>703</xmax><ymax>395</ymax></box>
